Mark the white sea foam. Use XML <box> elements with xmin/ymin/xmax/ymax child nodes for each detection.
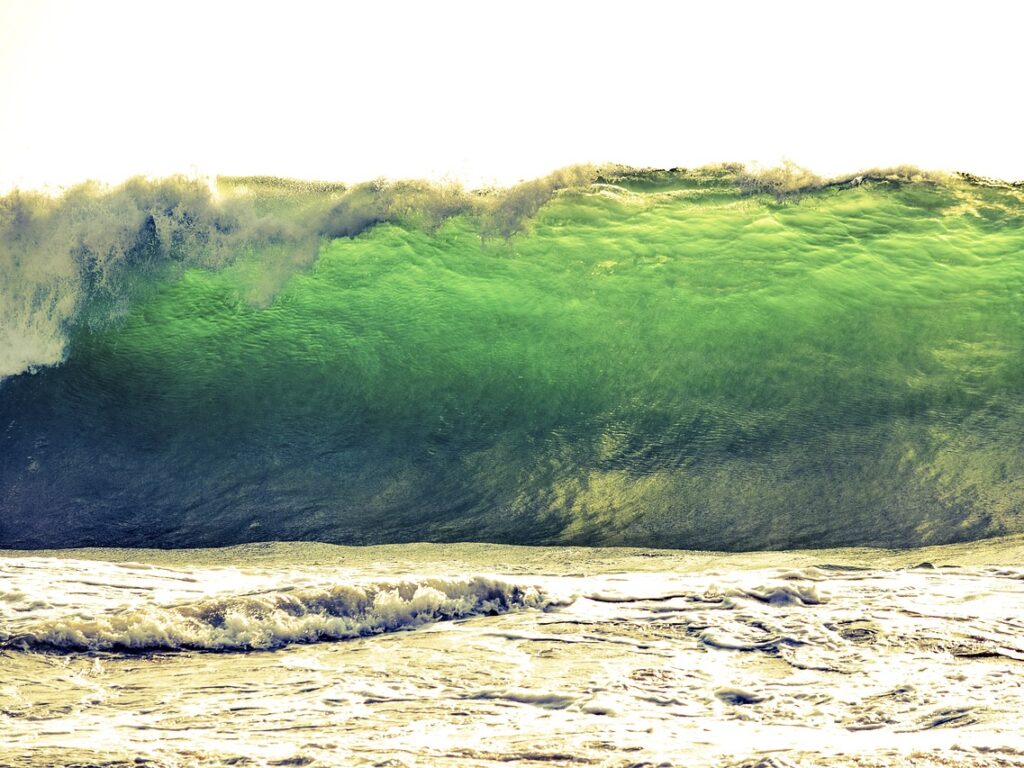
<box><xmin>2</xmin><ymin>543</ymin><xmax>1024</xmax><ymax>767</ymax></box>
<box><xmin>1</xmin><ymin>575</ymin><xmax>548</xmax><ymax>651</ymax></box>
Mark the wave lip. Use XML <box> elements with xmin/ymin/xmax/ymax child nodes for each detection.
<box><xmin>0</xmin><ymin>576</ymin><xmax>548</xmax><ymax>652</ymax></box>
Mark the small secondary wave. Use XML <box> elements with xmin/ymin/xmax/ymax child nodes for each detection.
<box><xmin>0</xmin><ymin>576</ymin><xmax>549</xmax><ymax>652</ymax></box>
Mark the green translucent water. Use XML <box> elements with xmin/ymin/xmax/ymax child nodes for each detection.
<box><xmin>3</xmin><ymin>175</ymin><xmax>1023</xmax><ymax>549</ymax></box>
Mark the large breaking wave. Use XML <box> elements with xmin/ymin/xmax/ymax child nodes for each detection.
<box><xmin>2</xmin><ymin>165</ymin><xmax>1023</xmax><ymax>550</ymax></box>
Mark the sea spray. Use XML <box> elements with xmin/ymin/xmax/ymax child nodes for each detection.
<box><xmin>0</xmin><ymin>167</ymin><xmax>598</xmax><ymax>380</ymax></box>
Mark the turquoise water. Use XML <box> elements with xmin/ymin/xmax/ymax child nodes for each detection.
<box><xmin>2</xmin><ymin>169</ymin><xmax>1023</xmax><ymax>549</ymax></box>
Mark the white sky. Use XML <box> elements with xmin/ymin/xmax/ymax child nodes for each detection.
<box><xmin>1</xmin><ymin>0</ymin><xmax>1021</xmax><ymax>192</ymax></box>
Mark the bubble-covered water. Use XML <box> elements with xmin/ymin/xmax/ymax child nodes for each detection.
<box><xmin>3</xmin><ymin>539</ymin><xmax>1024</xmax><ymax>767</ymax></box>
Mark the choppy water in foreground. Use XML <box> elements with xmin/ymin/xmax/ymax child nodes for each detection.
<box><xmin>3</xmin><ymin>538</ymin><xmax>1024</xmax><ymax>767</ymax></box>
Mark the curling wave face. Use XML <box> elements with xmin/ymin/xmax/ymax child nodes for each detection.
<box><xmin>2</xmin><ymin>167</ymin><xmax>1024</xmax><ymax>550</ymax></box>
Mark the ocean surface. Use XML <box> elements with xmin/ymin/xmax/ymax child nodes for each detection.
<box><xmin>3</xmin><ymin>167</ymin><xmax>1024</xmax><ymax>766</ymax></box>
<box><xmin>3</xmin><ymin>538</ymin><xmax>1024</xmax><ymax>767</ymax></box>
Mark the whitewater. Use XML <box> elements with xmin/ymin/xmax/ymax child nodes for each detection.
<box><xmin>3</xmin><ymin>539</ymin><xmax>1024</xmax><ymax>767</ymax></box>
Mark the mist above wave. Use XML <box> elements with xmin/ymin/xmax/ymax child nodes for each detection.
<box><xmin>0</xmin><ymin>165</ymin><xmax>604</xmax><ymax>380</ymax></box>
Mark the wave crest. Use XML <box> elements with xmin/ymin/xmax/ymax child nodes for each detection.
<box><xmin>4</xmin><ymin>163</ymin><xmax>984</xmax><ymax>382</ymax></box>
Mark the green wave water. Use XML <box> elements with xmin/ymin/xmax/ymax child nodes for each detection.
<box><xmin>2</xmin><ymin>168</ymin><xmax>1023</xmax><ymax>549</ymax></box>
